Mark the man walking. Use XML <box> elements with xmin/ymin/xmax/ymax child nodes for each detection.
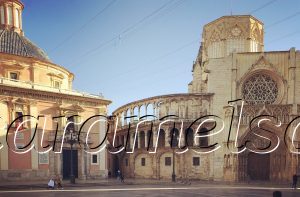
<box><xmin>292</xmin><ymin>174</ymin><xmax>298</xmax><ymax>189</ymax></box>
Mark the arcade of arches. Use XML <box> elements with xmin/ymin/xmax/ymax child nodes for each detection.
<box><xmin>108</xmin><ymin>15</ymin><xmax>300</xmax><ymax>183</ymax></box>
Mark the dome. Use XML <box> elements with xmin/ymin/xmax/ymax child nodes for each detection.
<box><xmin>0</xmin><ymin>29</ymin><xmax>51</xmax><ymax>62</ymax></box>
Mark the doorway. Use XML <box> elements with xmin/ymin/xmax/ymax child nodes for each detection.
<box><xmin>62</xmin><ymin>149</ymin><xmax>78</xmax><ymax>179</ymax></box>
<box><xmin>247</xmin><ymin>153</ymin><xmax>270</xmax><ymax>181</ymax></box>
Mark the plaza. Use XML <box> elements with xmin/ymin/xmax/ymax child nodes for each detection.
<box><xmin>0</xmin><ymin>0</ymin><xmax>300</xmax><ymax>194</ymax></box>
<box><xmin>0</xmin><ymin>182</ymin><xmax>300</xmax><ymax>197</ymax></box>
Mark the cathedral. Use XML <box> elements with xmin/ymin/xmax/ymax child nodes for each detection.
<box><xmin>108</xmin><ymin>15</ymin><xmax>300</xmax><ymax>182</ymax></box>
<box><xmin>0</xmin><ymin>0</ymin><xmax>299</xmax><ymax>184</ymax></box>
<box><xmin>0</xmin><ymin>0</ymin><xmax>111</xmax><ymax>181</ymax></box>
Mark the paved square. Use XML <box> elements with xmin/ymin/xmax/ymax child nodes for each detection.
<box><xmin>0</xmin><ymin>185</ymin><xmax>299</xmax><ymax>197</ymax></box>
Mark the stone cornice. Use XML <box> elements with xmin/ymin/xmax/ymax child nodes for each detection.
<box><xmin>0</xmin><ymin>84</ymin><xmax>111</xmax><ymax>106</ymax></box>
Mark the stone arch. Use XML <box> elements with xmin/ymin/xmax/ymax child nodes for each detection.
<box><xmin>139</xmin><ymin>105</ymin><xmax>146</xmax><ymax>117</ymax></box>
<box><xmin>140</xmin><ymin>131</ymin><xmax>145</xmax><ymax>149</ymax></box>
<box><xmin>132</xmin><ymin>132</ymin><xmax>138</xmax><ymax>149</ymax></box>
<box><xmin>121</xmin><ymin>111</ymin><xmax>125</xmax><ymax>126</ymax></box>
<box><xmin>146</xmin><ymin>103</ymin><xmax>154</xmax><ymax>117</ymax></box>
<box><xmin>146</xmin><ymin>130</ymin><xmax>153</xmax><ymax>149</ymax></box>
<box><xmin>247</xmin><ymin>152</ymin><xmax>270</xmax><ymax>181</ymax></box>
<box><xmin>158</xmin><ymin>129</ymin><xmax>165</xmax><ymax>148</ymax></box>
<box><xmin>133</xmin><ymin>106</ymin><xmax>139</xmax><ymax>118</ymax></box>
<box><xmin>239</xmin><ymin>123</ymin><xmax>285</xmax><ymax>182</ymax></box>
<box><xmin>199</xmin><ymin>127</ymin><xmax>209</xmax><ymax>147</ymax></box>
<box><xmin>185</xmin><ymin>128</ymin><xmax>194</xmax><ymax>147</ymax></box>
<box><xmin>170</xmin><ymin>128</ymin><xmax>179</xmax><ymax>147</ymax></box>
<box><xmin>125</xmin><ymin>109</ymin><xmax>130</xmax><ymax>125</ymax></box>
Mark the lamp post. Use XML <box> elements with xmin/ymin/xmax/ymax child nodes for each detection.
<box><xmin>169</xmin><ymin>130</ymin><xmax>177</xmax><ymax>182</ymax></box>
<box><xmin>171</xmin><ymin>147</ymin><xmax>176</xmax><ymax>182</ymax></box>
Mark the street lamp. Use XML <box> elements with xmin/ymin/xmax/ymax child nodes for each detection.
<box><xmin>169</xmin><ymin>130</ymin><xmax>178</xmax><ymax>182</ymax></box>
<box><xmin>66</xmin><ymin>129</ymin><xmax>77</xmax><ymax>184</ymax></box>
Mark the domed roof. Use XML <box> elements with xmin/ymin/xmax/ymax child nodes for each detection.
<box><xmin>0</xmin><ymin>29</ymin><xmax>51</xmax><ymax>62</ymax></box>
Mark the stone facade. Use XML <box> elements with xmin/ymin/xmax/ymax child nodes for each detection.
<box><xmin>108</xmin><ymin>15</ymin><xmax>300</xmax><ymax>183</ymax></box>
<box><xmin>0</xmin><ymin>0</ymin><xmax>111</xmax><ymax>181</ymax></box>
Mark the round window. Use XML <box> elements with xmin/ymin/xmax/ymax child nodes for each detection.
<box><xmin>242</xmin><ymin>73</ymin><xmax>278</xmax><ymax>104</ymax></box>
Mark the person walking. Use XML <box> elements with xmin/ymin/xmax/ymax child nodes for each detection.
<box><xmin>117</xmin><ymin>169</ymin><xmax>121</xmax><ymax>181</ymax></box>
<box><xmin>55</xmin><ymin>174</ymin><xmax>63</xmax><ymax>189</ymax></box>
<box><xmin>292</xmin><ymin>174</ymin><xmax>298</xmax><ymax>189</ymax></box>
<box><xmin>120</xmin><ymin>171</ymin><xmax>124</xmax><ymax>183</ymax></box>
<box><xmin>47</xmin><ymin>178</ymin><xmax>55</xmax><ymax>189</ymax></box>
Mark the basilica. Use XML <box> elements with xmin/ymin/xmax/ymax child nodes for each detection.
<box><xmin>0</xmin><ymin>0</ymin><xmax>110</xmax><ymax>181</ymax></box>
<box><xmin>108</xmin><ymin>15</ymin><xmax>300</xmax><ymax>182</ymax></box>
<box><xmin>0</xmin><ymin>0</ymin><xmax>299</xmax><ymax>183</ymax></box>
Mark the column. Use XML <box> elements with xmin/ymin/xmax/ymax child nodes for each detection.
<box><xmin>288</xmin><ymin>48</ymin><xmax>296</xmax><ymax>104</ymax></box>
<box><xmin>49</xmin><ymin>151</ymin><xmax>56</xmax><ymax>177</ymax></box>
<box><xmin>98</xmin><ymin>107</ymin><xmax>107</xmax><ymax>177</ymax></box>
<box><xmin>130</xmin><ymin>108</ymin><xmax>134</xmax><ymax>123</ymax></box>
<box><xmin>195</xmin><ymin>132</ymin><xmax>200</xmax><ymax>146</ymax></box>
<box><xmin>130</xmin><ymin>132</ymin><xmax>134</xmax><ymax>150</ymax></box>
<box><xmin>138</xmin><ymin>133</ymin><xmax>141</xmax><ymax>149</ymax></box>
<box><xmin>145</xmin><ymin>131</ymin><xmax>149</xmax><ymax>149</ymax></box>
<box><xmin>124</xmin><ymin>135</ymin><xmax>127</xmax><ymax>148</ymax></box>
<box><xmin>30</xmin><ymin>103</ymin><xmax>38</xmax><ymax>170</ymax></box>
<box><xmin>179</xmin><ymin>129</ymin><xmax>185</xmax><ymax>147</ymax></box>
<box><xmin>0</xmin><ymin>102</ymin><xmax>8</xmax><ymax>170</ymax></box>
<box><xmin>138</xmin><ymin>106</ymin><xmax>140</xmax><ymax>119</ymax></box>
<box><xmin>165</xmin><ymin>129</ymin><xmax>170</xmax><ymax>147</ymax></box>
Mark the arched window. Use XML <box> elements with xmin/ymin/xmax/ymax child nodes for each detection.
<box><xmin>147</xmin><ymin>130</ymin><xmax>153</xmax><ymax>149</ymax></box>
<box><xmin>199</xmin><ymin>128</ymin><xmax>208</xmax><ymax>147</ymax></box>
<box><xmin>7</xmin><ymin>6</ymin><xmax>13</xmax><ymax>25</ymax></box>
<box><xmin>125</xmin><ymin>133</ymin><xmax>130</xmax><ymax>150</ymax></box>
<box><xmin>185</xmin><ymin>128</ymin><xmax>194</xmax><ymax>147</ymax></box>
<box><xmin>140</xmin><ymin>131</ymin><xmax>145</xmax><ymax>149</ymax></box>
<box><xmin>115</xmin><ymin>136</ymin><xmax>119</xmax><ymax>146</ymax></box>
<box><xmin>0</xmin><ymin>6</ymin><xmax>4</xmax><ymax>25</ymax></box>
<box><xmin>158</xmin><ymin>129</ymin><xmax>165</xmax><ymax>148</ymax></box>
<box><xmin>242</xmin><ymin>73</ymin><xmax>278</xmax><ymax>104</ymax></box>
<box><xmin>170</xmin><ymin>128</ymin><xmax>179</xmax><ymax>148</ymax></box>
<box><xmin>15</xmin><ymin>8</ymin><xmax>19</xmax><ymax>28</ymax></box>
<box><xmin>133</xmin><ymin>133</ymin><xmax>138</xmax><ymax>149</ymax></box>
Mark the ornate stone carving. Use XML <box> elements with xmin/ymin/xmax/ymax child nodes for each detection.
<box><xmin>242</xmin><ymin>73</ymin><xmax>278</xmax><ymax>105</ymax></box>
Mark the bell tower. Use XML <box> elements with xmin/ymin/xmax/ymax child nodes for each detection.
<box><xmin>201</xmin><ymin>15</ymin><xmax>264</xmax><ymax>61</ymax></box>
<box><xmin>0</xmin><ymin>0</ymin><xmax>24</xmax><ymax>35</ymax></box>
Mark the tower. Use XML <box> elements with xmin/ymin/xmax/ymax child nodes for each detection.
<box><xmin>0</xmin><ymin>0</ymin><xmax>24</xmax><ymax>35</ymax></box>
<box><xmin>189</xmin><ymin>15</ymin><xmax>264</xmax><ymax>94</ymax></box>
<box><xmin>201</xmin><ymin>15</ymin><xmax>264</xmax><ymax>60</ymax></box>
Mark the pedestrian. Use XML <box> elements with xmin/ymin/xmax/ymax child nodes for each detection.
<box><xmin>47</xmin><ymin>178</ymin><xmax>55</xmax><ymax>189</ymax></box>
<box><xmin>117</xmin><ymin>169</ymin><xmax>121</xmax><ymax>181</ymax></box>
<box><xmin>292</xmin><ymin>174</ymin><xmax>298</xmax><ymax>189</ymax></box>
<box><xmin>273</xmin><ymin>191</ymin><xmax>282</xmax><ymax>197</ymax></box>
<box><xmin>55</xmin><ymin>174</ymin><xmax>63</xmax><ymax>189</ymax></box>
<box><xmin>120</xmin><ymin>171</ymin><xmax>124</xmax><ymax>183</ymax></box>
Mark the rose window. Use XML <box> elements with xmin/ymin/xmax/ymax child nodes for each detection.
<box><xmin>242</xmin><ymin>73</ymin><xmax>278</xmax><ymax>104</ymax></box>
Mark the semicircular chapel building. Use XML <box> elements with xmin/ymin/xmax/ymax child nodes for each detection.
<box><xmin>108</xmin><ymin>15</ymin><xmax>300</xmax><ymax>182</ymax></box>
<box><xmin>0</xmin><ymin>0</ymin><xmax>111</xmax><ymax>181</ymax></box>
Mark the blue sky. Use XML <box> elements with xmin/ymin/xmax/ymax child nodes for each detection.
<box><xmin>22</xmin><ymin>0</ymin><xmax>300</xmax><ymax>113</ymax></box>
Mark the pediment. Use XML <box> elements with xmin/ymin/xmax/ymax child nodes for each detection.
<box><xmin>56</xmin><ymin>104</ymin><xmax>84</xmax><ymax>114</ymax></box>
<box><xmin>237</xmin><ymin>55</ymin><xmax>282</xmax><ymax>85</ymax></box>
<box><xmin>253</xmin><ymin>56</ymin><xmax>273</xmax><ymax>68</ymax></box>
<box><xmin>0</xmin><ymin>60</ymin><xmax>25</xmax><ymax>70</ymax></box>
<box><xmin>14</xmin><ymin>98</ymin><xmax>28</xmax><ymax>104</ymax></box>
<box><xmin>47</xmin><ymin>72</ymin><xmax>64</xmax><ymax>79</ymax></box>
